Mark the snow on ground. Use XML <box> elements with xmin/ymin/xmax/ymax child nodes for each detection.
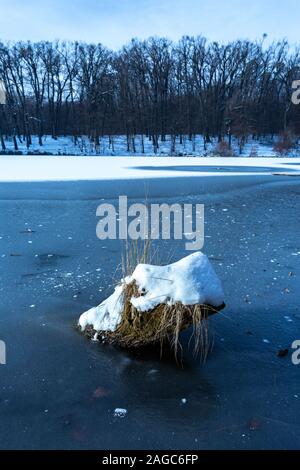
<box><xmin>78</xmin><ymin>284</ymin><xmax>124</xmax><ymax>333</ymax></box>
<box><xmin>79</xmin><ymin>252</ymin><xmax>224</xmax><ymax>333</ymax></box>
<box><xmin>128</xmin><ymin>252</ymin><xmax>225</xmax><ymax>312</ymax></box>
<box><xmin>1</xmin><ymin>134</ymin><xmax>299</xmax><ymax>157</ymax></box>
<box><xmin>0</xmin><ymin>155</ymin><xmax>300</xmax><ymax>182</ymax></box>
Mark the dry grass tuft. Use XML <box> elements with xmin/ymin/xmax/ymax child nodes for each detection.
<box><xmin>82</xmin><ymin>240</ymin><xmax>224</xmax><ymax>360</ymax></box>
<box><xmin>83</xmin><ymin>279</ymin><xmax>223</xmax><ymax>360</ymax></box>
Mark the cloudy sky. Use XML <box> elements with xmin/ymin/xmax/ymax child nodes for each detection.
<box><xmin>0</xmin><ymin>0</ymin><xmax>298</xmax><ymax>48</ymax></box>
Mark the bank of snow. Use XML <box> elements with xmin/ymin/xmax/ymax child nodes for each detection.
<box><xmin>1</xmin><ymin>134</ymin><xmax>298</xmax><ymax>157</ymax></box>
<box><xmin>78</xmin><ymin>252</ymin><xmax>224</xmax><ymax>334</ymax></box>
<box><xmin>1</xmin><ymin>155</ymin><xmax>300</xmax><ymax>182</ymax></box>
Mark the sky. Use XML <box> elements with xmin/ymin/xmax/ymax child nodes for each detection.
<box><xmin>0</xmin><ymin>0</ymin><xmax>298</xmax><ymax>49</ymax></box>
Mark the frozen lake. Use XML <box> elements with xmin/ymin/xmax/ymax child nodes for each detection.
<box><xmin>0</xmin><ymin>170</ymin><xmax>299</xmax><ymax>449</ymax></box>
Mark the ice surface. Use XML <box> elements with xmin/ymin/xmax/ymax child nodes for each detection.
<box><xmin>1</xmin><ymin>174</ymin><xmax>300</xmax><ymax>449</ymax></box>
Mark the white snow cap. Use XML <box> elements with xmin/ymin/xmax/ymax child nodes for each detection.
<box><xmin>79</xmin><ymin>251</ymin><xmax>224</xmax><ymax>333</ymax></box>
<box><xmin>127</xmin><ymin>251</ymin><xmax>224</xmax><ymax>312</ymax></box>
<box><xmin>78</xmin><ymin>284</ymin><xmax>124</xmax><ymax>332</ymax></box>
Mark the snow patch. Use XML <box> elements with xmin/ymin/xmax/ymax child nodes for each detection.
<box><xmin>127</xmin><ymin>252</ymin><xmax>224</xmax><ymax>312</ymax></box>
<box><xmin>1</xmin><ymin>156</ymin><xmax>300</xmax><ymax>182</ymax></box>
<box><xmin>113</xmin><ymin>408</ymin><xmax>127</xmax><ymax>418</ymax></box>
<box><xmin>78</xmin><ymin>284</ymin><xmax>124</xmax><ymax>332</ymax></box>
<box><xmin>78</xmin><ymin>252</ymin><xmax>224</xmax><ymax>333</ymax></box>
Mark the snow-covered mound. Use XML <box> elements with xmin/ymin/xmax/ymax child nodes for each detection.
<box><xmin>78</xmin><ymin>284</ymin><xmax>124</xmax><ymax>333</ymax></box>
<box><xmin>127</xmin><ymin>252</ymin><xmax>224</xmax><ymax>312</ymax></box>
<box><xmin>78</xmin><ymin>252</ymin><xmax>224</xmax><ymax>334</ymax></box>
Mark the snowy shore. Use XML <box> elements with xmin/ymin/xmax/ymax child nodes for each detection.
<box><xmin>0</xmin><ymin>156</ymin><xmax>300</xmax><ymax>183</ymax></box>
<box><xmin>1</xmin><ymin>134</ymin><xmax>298</xmax><ymax>158</ymax></box>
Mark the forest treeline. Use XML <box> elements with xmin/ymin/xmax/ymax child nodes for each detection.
<box><xmin>0</xmin><ymin>36</ymin><xmax>300</xmax><ymax>152</ymax></box>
